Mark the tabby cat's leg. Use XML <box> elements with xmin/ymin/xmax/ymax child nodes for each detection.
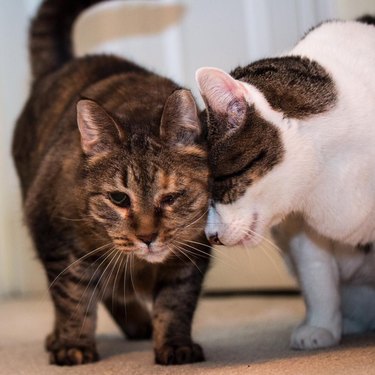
<box><xmin>152</xmin><ymin>259</ymin><xmax>208</xmax><ymax>365</ymax></box>
<box><xmin>44</xmin><ymin>258</ymin><xmax>100</xmax><ymax>366</ymax></box>
<box><xmin>104</xmin><ymin>297</ymin><xmax>152</xmax><ymax>340</ymax></box>
<box><xmin>289</xmin><ymin>229</ymin><xmax>341</xmax><ymax>349</ymax></box>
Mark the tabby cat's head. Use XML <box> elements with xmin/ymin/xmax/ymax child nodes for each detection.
<box><xmin>77</xmin><ymin>89</ymin><xmax>209</xmax><ymax>263</ymax></box>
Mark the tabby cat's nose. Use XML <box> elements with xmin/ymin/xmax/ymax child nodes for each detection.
<box><xmin>137</xmin><ymin>233</ymin><xmax>158</xmax><ymax>246</ymax></box>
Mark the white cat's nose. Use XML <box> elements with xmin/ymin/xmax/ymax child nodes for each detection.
<box><xmin>205</xmin><ymin>205</ymin><xmax>224</xmax><ymax>244</ymax></box>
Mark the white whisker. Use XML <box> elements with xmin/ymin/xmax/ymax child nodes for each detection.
<box><xmin>241</xmin><ymin>226</ymin><xmax>282</xmax><ymax>254</ymax></box>
<box><xmin>167</xmin><ymin>244</ymin><xmax>188</xmax><ymax>265</ymax></box>
<box><xmin>174</xmin><ymin>239</ymin><xmax>221</xmax><ymax>263</ymax></box>
<box><xmin>184</xmin><ymin>239</ymin><xmax>212</xmax><ymax>249</ymax></box>
<box><xmin>130</xmin><ymin>253</ymin><xmax>141</xmax><ymax>302</ymax></box>
<box><xmin>185</xmin><ymin>208</ymin><xmax>209</xmax><ymax>229</ymax></box>
<box><xmin>112</xmin><ymin>252</ymin><xmax>126</xmax><ymax>312</ymax></box>
<box><xmin>48</xmin><ymin>242</ymin><xmax>113</xmax><ymax>291</ymax></box>
<box><xmin>123</xmin><ymin>254</ymin><xmax>130</xmax><ymax>321</ymax></box>
<box><xmin>79</xmin><ymin>247</ymin><xmax>119</xmax><ymax>337</ymax></box>
<box><xmin>239</xmin><ymin>227</ymin><xmax>286</xmax><ymax>280</ymax></box>
<box><xmin>170</xmin><ymin>243</ymin><xmax>203</xmax><ymax>275</ymax></box>
<box><xmin>100</xmin><ymin>250</ymin><xmax>122</xmax><ymax>303</ymax></box>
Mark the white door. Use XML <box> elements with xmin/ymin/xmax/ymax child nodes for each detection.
<box><xmin>1</xmin><ymin>0</ymin><xmax>374</xmax><ymax>296</ymax></box>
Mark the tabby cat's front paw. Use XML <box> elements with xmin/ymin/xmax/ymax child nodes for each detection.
<box><xmin>154</xmin><ymin>341</ymin><xmax>205</xmax><ymax>365</ymax></box>
<box><xmin>46</xmin><ymin>333</ymin><xmax>99</xmax><ymax>366</ymax></box>
<box><xmin>290</xmin><ymin>324</ymin><xmax>340</xmax><ymax>350</ymax></box>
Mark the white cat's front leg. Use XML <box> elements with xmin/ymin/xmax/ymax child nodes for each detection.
<box><xmin>289</xmin><ymin>229</ymin><xmax>341</xmax><ymax>350</ymax></box>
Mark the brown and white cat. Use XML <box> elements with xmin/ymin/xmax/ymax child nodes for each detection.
<box><xmin>196</xmin><ymin>17</ymin><xmax>375</xmax><ymax>350</ymax></box>
<box><xmin>12</xmin><ymin>0</ymin><xmax>211</xmax><ymax>366</ymax></box>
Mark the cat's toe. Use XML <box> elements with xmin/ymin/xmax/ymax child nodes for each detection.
<box><xmin>154</xmin><ymin>341</ymin><xmax>205</xmax><ymax>365</ymax></box>
<box><xmin>46</xmin><ymin>333</ymin><xmax>99</xmax><ymax>366</ymax></box>
<box><xmin>50</xmin><ymin>346</ymin><xmax>99</xmax><ymax>366</ymax></box>
<box><xmin>290</xmin><ymin>325</ymin><xmax>340</xmax><ymax>350</ymax></box>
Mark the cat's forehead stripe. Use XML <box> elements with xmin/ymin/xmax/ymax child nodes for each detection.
<box><xmin>122</xmin><ymin>167</ymin><xmax>128</xmax><ymax>188</ymax></box>
<box><xmin>178</xmin><ymin>146</ymin><xmax>207</xmax><ymax>158</ymax></box>
<box><xmin>156</xmin><ymin>171</ymin><xmax>182</xmax><ymax>194</ymax></box>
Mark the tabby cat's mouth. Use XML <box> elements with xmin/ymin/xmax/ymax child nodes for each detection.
<box><xmin>136</xmin><ymin>246</ymin><xmax>170</xmax><ymax>263</ymax></box>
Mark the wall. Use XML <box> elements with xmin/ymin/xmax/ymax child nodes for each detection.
<box><xmin>3</xmin><ymin>0</ymin><xmax>373</xmax><ymax>297</ymax></box>
<box><xmin>0</xmin><ymin>0</ymin><xmax>37</xmax><ymax>297</ymax></box>
<box><xmin>336</xmin><ymin>0</ymin><xmax>375</xmax><ymax>19</ymax></box>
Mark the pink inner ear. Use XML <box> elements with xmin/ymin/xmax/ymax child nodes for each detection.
<box><xmin>196</xmin><ymin>67</ymin><xmax>246</xmax><ymax>114</ymax></box>
<box><xmin>76</xmin><ymin>100</ymin><xmax>101</xmax><ymax>152</ymax></box>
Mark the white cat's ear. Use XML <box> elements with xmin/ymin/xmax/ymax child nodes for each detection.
<box><xmin>77</xmin><ymin>99</ymin><xmax>125</xmax><ymax>154</ymax></box>
<box><xmin>196</xmin><ymin>67</ymin><xmax>247</xmax><ymax>129</ymax></box>
<box><xmin>160</xmin><ymin>89</ymin><xmax>201</xmax><ymax>146</ymax></box>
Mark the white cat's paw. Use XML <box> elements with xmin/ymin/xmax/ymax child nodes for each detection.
<box><xmin>290</xmin><ymin>325</ymin><xmax>340</xmax><ymax>350</ymax></box>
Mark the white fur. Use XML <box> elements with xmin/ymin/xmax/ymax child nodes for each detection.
<box><xmin>204</xmin><ymin>21</ymin><xmax>375</xmax><ymax>246</ymax></box>
<box><xmin>273</xmin><ymin>215</ymin><xmax>375</xmax><ymax>349</ymax></box>
<box><xmin>199</xmin><ymin>21</ymin><xmax>375</xmax><ymax>349</ymax></box>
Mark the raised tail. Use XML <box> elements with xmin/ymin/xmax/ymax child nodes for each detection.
<box><xmin>29</xmin><ymin>0</ymin><xmax>109</xmax><ymax>81</ymax></box>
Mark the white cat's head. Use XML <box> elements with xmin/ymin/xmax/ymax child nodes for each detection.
<box><xmin>196</xmin><ymin>66</ymin><xmax>324</xmax><ymax>247</ymax></box>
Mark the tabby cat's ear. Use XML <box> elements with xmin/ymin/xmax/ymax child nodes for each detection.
<box><xmin>195</xmin><ymin>67</ymin><xmax>247</xmax><ymax>129</ymax></box>
<box><xmin>76</xmin><ymin>99</ymin><xmax>125</xmax><ymax>154</ymax></box>
<box><xmin>160</xmin><ymin>89</ymin><xmax>201</xmax><ymax>146</ymax></box>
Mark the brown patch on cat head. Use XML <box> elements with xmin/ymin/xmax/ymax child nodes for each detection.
<box><xmin>205</xmin><ymin>105</ymin><xmax>284</xmax><ymax>203</ymax></box>
<box><xmin>231</xmin><ymin>56</ymin><xmax>337</xmax><ymax>119</ymax></box>
<box><xmin>196</xmin><ymin>68</ymin><xmax>284</xmax><ymax>204</ymax></box>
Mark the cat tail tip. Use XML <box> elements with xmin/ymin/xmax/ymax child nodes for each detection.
<box><xmin>29</xmin><ymin>0</ymin><xmax>109</xmax><ymax>81</ymax></box>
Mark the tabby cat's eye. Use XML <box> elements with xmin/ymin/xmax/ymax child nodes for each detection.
<box><xmin>160</xmin><ymin>192</ymin><xmax>183</xmax><ymax>207</ymax></box>
<box><xmin>108</xmin><ymin>192</ymin><xmax>131</xmax><ymax>208</ymax></box>
<box><xmin>161</xmin><ymin>195</ymin><xmax>176</xmax><ymax>206</ymax></box>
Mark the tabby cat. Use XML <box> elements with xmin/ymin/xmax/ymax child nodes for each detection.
<box><xmin>12</xmin><ymin>0</ymin><xmax>211</xmax><ymax>366</ymax></box>
<box><xmin>196</xmin><ymin>17</ymin><xmax>375</xmax><ymax>349</ymax></box>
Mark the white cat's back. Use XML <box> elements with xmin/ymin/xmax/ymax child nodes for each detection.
<box><xmin>279</xmin><ymin>22</ymin><xmax>375</xmax><ymax>338</ymax></box>
<box><xmin>286</xmin><ymin>21</ymin><xmax>375</xmax><ymax>245</ymax></box>
<box><xmin>290</xmin><ymin>21</ymin><xmax>375</xmax><ymax>126</ymax></box>
<box><xmin>291</xmin><ymin>21</ymin><xmax>375</xmax><ymax>82</ymax></box>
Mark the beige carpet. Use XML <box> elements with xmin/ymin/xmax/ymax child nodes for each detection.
<box><xmin>0</xmin><ymin>295</ymin><xmax>374</xmax><ymax>375</ymax></box>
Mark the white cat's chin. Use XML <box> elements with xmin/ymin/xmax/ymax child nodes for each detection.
<box><xmin>232</xmin><ymin>220</ymin><xmax>267</xmax><ymax>248</ymax></box>
<box><xmin>238</xmin><ymin>232</ymin><xmax>264</xmax><ymax>248</ymax></box>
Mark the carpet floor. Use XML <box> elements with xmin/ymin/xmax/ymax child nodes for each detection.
<box><xmin>0</xmin><ymin>295</ymin><xmax>374</xmax><ymax>375</ymax></box>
